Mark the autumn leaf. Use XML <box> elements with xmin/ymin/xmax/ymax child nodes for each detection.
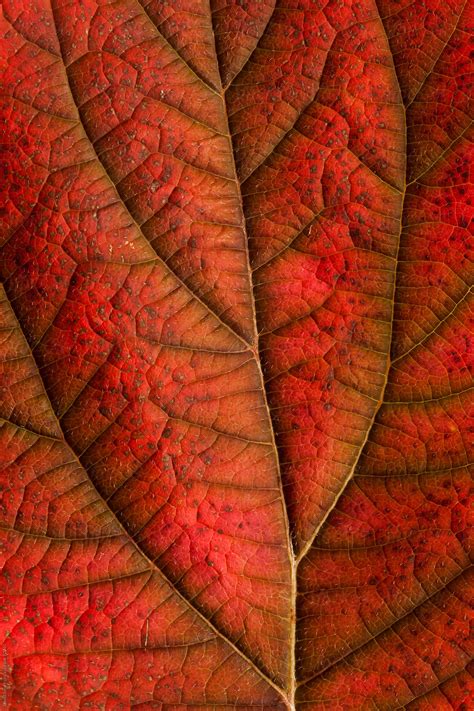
<box><xmin>0</xmin><ymin>0</ymin><xmax>472</xmax><ymax>708</ymax></box>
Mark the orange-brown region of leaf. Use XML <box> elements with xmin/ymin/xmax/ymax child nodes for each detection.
<box><xmin>0</xmin><ymin>0</ymin><xmax>472</xmax><ymax>708</ymax></box>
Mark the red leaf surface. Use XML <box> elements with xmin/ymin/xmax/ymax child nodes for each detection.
<box><xmin>0</xmin><ymin>0</ymin><xmax>472</xmax><ymax>708</ymax></box>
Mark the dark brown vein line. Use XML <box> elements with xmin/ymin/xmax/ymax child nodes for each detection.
<box><xmin>406</xmin><ymin>120</ymin><xmax>473</xmax><ymax>185</ymax></box>
<box><xmin>132</xmin><ymin>0</ymin><xmax>220</xmax><ymax>96</ymax></box>
<box><xmin>405</xmin><ymin>1</ymin><xmax>468</xmax><ymax>110</ymax></box>
<box><xmin>296</xmin><ymin>565</ymin><xmax>471</xmax><ymax>689</ymax></box>
<box><xmin>220</xmin><ymin>1</ymin><xmax>277</xmax><ymax>91</ymax></box>
<box><xmin>46</xmin><ymin>16</ymin><xmax>252</xmax><ymax>351</ymax></box>
<box><xmin>2</xmin><ymin>284</ymin><xmax>287</xmax><ymax>702</ymax></box>
<box><xmin>208</xmin><ymin>7</ymin><xmax>297</xmax><ymax>704</ymax></box>
<box><xmin>397</xmin><ymin>663</ymin><xmax>472</xmax><ymax>709</ymax></box>
<box><xmin>294</xmin><ymin>6</ymin><xmax>406</xmax><ymax>566</ymax></box>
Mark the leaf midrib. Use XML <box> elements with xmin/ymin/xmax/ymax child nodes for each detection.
<box><xmin>32</xmin><ymin>1</ymin><xmax>295</xmax><ymax>701</ymax></box>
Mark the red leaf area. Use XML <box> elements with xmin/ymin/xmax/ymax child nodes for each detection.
<box><xmin>0</xmin><ymin>0</ymin><xmax>472</xmax><ymax>708</ymax></box>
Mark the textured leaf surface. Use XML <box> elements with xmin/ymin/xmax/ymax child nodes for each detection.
<box><xmin>0</xmin><ymin>0</ymin><xmax>472</xmax><ymax>708</ymax></box>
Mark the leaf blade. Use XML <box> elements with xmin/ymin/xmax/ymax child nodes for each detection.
<box><xmin>0</xmin><ymin>0</ymin><xmax>472</xmax><ymax>707</ymax></box>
